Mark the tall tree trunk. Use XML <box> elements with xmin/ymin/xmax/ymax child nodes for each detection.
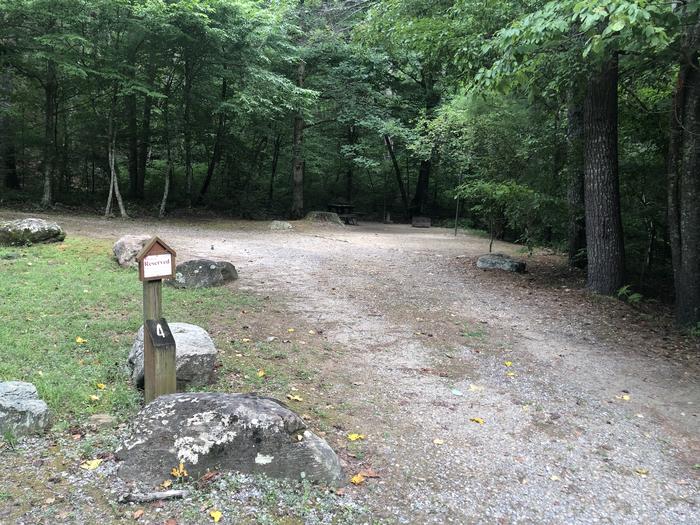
<box><xmin>291</xmin><ymin>60</ymin><xmax>305</xmax><ymax>219</ymax></box>
<box><xmin>41</xmin><ymin>60</ymin><xmax>57</xmax><ymax>208</ymax></box>
<box><xmin>160</xmin><ymin>96</ymin><xmax>173</xmax><ymax>219</ymax></box>
<box><xmin>583</xmin><ymin>55</ymin><xmax>625</xmax><ymax>295</ymax></box>
<box><xmin>126</xmin><ymin>92</ymin><xmax>138</xmax><ymax>198</ymax></box>
<box><xmin>183</xmin><ymin>55</ymin><xmax>194</xmax><ymax>208</ymax></box>
<box><xmin>136</xmin><ymin>66</ymin><xmax>155</xmax><ymax>199</ymax></box>
<box><xmin>0</xmin><ymin>60</ymin><xmax>18</xmax><ymax>189</ymax></box>
<box><xmin>268</xmin><ymin>133</ymin><xmax>281</xmax><ymax>209</ymax></box>
<box><xmin>346</xmin><ymin>125</ymin><xmax>356</xmax><ymax>202</ymax></box>
<box><xmin>198</xmin><ymin>77</ymin><xmax>227</xmax><ymax>202</ymax></box>
<box><xmin>668</xmin><ymin>15</ymin><xmax>700</xmax><ymax>326</ymax></box>
<box><xmin>104</xmin><ymin>107</ymin><xmax>128</xmax><ymax>218</ymax></box>
<box><xmin>566</xmin><ymin>92</ymin><xmax>586</xmax><ymax>268</ymax></box>
<box><xmin>384</xmin><ymin>134</ymin><xmax>409</xmax><ymax>216</ymax></box>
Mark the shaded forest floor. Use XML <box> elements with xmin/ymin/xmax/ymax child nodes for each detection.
<box><xmin>1</xmin><ymin>210</ymin><xmax>698</xmax><ymax>524</ymax></box>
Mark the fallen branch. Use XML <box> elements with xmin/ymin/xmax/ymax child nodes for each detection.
<box><xmin>118</xmin><ymin>489</ymin><xmax>189</xmax><ymax>503</ymax></box>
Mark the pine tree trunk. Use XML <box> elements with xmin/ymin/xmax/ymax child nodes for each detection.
<box><xmin>583</xmin><ymin>55</ymin><xmax>625</xmax><ymax>294</ymax></box>
<box><xmin>160</xmin><ymin>96</ymin><xmax>173</xmax><ymax>218</ymax></box>
<box><xmin>668</xmin><ymin>16</ymin><xmax>700</xmax><ymax>326</ymax></box>
<box><xmin>184</xmin><ymin>55</ymin><xmax>194</xmax><ymax>208</ymax></box>
<box><xmin>198</xmin><ymin>77</ymin><xmax>227</xmax><ymax>202</ymax></box>
<box><xmin>384</xmin><ymin>135</ymin><xmax>409</xmax><ymax>216</ymax></box>
<box><xmin>41</xmin><ymin>60</ymin><xmax>57</xmax><ymax>208</ymax></box>
<box><xmin>291</xmin><ymin>61</ymin><xmax>305</xmax><ymax>219</ymax></box>
<box><xmin>126</xmin><ymin>93</ymin><xmax>138</xmax><ymax>198</ymax></box>
<box><xmin>346</xmin><ymin>125</ymin><xmax>356</xmax><ymax>202</ymax></box>
<box><xmin>566</xmin><ymin>93</ymin><xmax>586</xmax><ymax>268</ymax></box>
<box><xmin>267</xmin><ymin>133</ymin><xmax>281</xmax><ymax>209</ymax></box>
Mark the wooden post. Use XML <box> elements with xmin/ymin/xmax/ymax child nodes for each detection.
<box><xmin>136</xmin><ymin>237</ymin><xmax>177</xmax><ymax>404</ymax></box>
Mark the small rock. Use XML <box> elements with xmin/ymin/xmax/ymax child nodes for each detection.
<box><xmin>113</xmin><ymin>235</ymin><xmax>151</xmax><ymax>268</ymax></box>
<box><xmin>0</xmin><ymin>381</ymin><xmax>51</xmax><ymax>436</ymax></box>
<box><xmin>115</xmin><ymin>393</ymin><xmax>344</xmax><ymax>487</ymax></box>
<box><xmin>0</xmin><ymin>252</ymin><xmax>20</xmax><ymax>260</ymax></box>
<box><xmin>166</xmin><ymin>259</ymin><xmax>238</xmax><ymax>289</ymax></box>
<box><xmin>87</xmin><ymin>413</ymin><xmax>117</xmax><ymax>428</ymax></box>
<box><xmin>304</xmin><ymin>211</ymin><xmax>344</xmax><ymax>226</ymax></box>
<box><xmin>127</xmin><ymin>323</ymin><xmax>217</xmax><ymax>390</ymax></box>
<box><xmin>0</xmin><ymin>218</ymin><xmax>65</xmax><ymax>246</ymax></box>
<box><xmin>476</xmin><ymin>253</ymin><xmax>526</xmax><ymax>273</ymax></box>
<box><xmin>270</xmin><ymin>221</ymin><xmax>293</xmax><ymax>231</ymax></box>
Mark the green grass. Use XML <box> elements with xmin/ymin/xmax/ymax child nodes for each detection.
<box><xmin>0</xmin><ymin>237</ymin><xmax>254</xmax><ymax>424</ymax></box>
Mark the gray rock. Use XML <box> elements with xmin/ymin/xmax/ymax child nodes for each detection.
<box><xmin>304</xmin><ymin>211</ymin><xmax>344</xmax><ymax>226</ymax></box>
<box><xmin>476</xmin><ymin>253</ymin><xmax>526</xmax><ymax>273</ymax></box>
<box><xmin>411</xmin><ymin>216</ymin><xmax>431</xmax><ymax>228</ymax></box>
<box><xmin>0</xmin><ymin>218</ymin><xmax>65</xmax><ymax>246</ymax></box>
<box><xmin>166</xmin><ymin>259</ymin><xmax>238</xmax><ymax>289</ymax></box>
<box><xmin>113</xmin><ymin>235</ymin><xmax>151</xmax><ymax>268</ymax></box>
<box><xmin>270</xmin><ymin>220</ymin><xmax>293</xmax><ymax>231</ymax></box>
<box><xmin>115</xmin><ymin>393</ymin><xmax>344</xmax><ymax>487</ymax></box>
<box><xmin>0</xmin><ymin>381</ymin><xmax>51</xmax><ymax>436</ymax></box>
<box><xmin>128</xmin><ymin>322</ymin><xmax>217</xmax><ymax>390</ymax></box>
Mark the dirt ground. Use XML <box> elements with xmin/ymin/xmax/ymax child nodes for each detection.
<box><xmin>2</xmin><ymin>211</ymin><xmax>699</xmax><ymax>524</ymax></box>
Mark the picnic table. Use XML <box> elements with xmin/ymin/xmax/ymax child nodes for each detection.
<box><xmin>327</xmin><ymin>203</ymin><xmax>358</xmax><ymax>225</ymax></box>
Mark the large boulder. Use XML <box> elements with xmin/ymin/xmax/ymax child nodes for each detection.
<box><xmin>128</xmin><ymin>323</ymin><xmax>217</xmax><ymax>390</ymax></box>
<box><xmin>0</xmin><ymin>381</ymin><xmax>51</xmax><ymax>437</ymax></box>
<box><xmin>304</xmin><ymin>211</ymin><xmax>343</xmax><ymax>226</ymax></box>
<box><xmin>115</xmin><ymin>393</ymin><xmax>344</xmax><ymax>488</ymax></box>
<box><xmin>476</xmin><ymin>253</ymin><xmax>526</xmax><ymax>273</ymax></box>
<box><xmin>0</xmin><ymin>218</ymin><xmax>65</xmax><ymax>245</ymax></box>
<box><xmin>113</xmin><ymin>235</ymin><xmax>151</xmax><ymax>268</ymax></box>
<box><xmin>166</xmin><ymin>259</ymin><xmax>238</xmax><ymax>289</ymax></box>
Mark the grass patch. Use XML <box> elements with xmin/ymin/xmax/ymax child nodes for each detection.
<box><xmin>0</xmin><ymin>237</ymin><xmax>254</xmax><ymax>424</ymax></box>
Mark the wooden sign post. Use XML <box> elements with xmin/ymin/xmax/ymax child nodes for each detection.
<box><xmin>136</xmin><ymin>237</ymin><xmax>177</xmax><ymax>403</ymax></box>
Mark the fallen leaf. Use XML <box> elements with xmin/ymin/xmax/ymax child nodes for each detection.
<box><xmin>504</xmin><ymin>361</ymin><xmax>513</xmax><ymax>367</ymax></box>
<box><xmin>350</xmin><ymin>473</ymin><xmax>365</xmax><ymax>485</ymax></box>
<box><xmin>44</xmin><ymin>497</ymin><xmax>56</xmax><ymax>505</ymax></box>
<box><xmin>133</xmin><ymin>509</ymin><xmax>144</xmax><ymax>520</ymax></box>
<box><xmin>286</xmin><ymin>394</ymin><xmax>303</xmax><ymax>402</ymax></box>
<box><xmin>506</xmin><ymin>371</ymin><xmax>517</xmax><ymax>377</ymax></box>
<box><xmin>635</xmin><ymin>468</ymin><xmax>649</xmax><ymax>477</ymax></box>
<box><xmin>96</xmin><ymin>383</ymin><xmax>106</xmax><ymax>390</ymax></box>
<box><xmin>209</xmin><ymin>509</ymin><xmax>222</xmax><ymax>523</ymax></box>
<box><xmin>287</xmin><ymin>328</ymin><xmax>295</xmax><ymax>333</ymax></box>
<box><xmin>257</xmin><ymin>369</ymin><xmax>266</xmax><ymax>378</ymax></box>
<box><xmin>75</xmin><ymin>336</ymin><xmax>87</xmax><ymax>344</ymax></box>
<box><xmin>241</xmin><ymin>338</ymin><xmax>252</xmax><ymax>343</ymax></box>
<box><xmin>308</xmin><ymin>330</ymin><xmax>316</xmax><ymax>335</ymax></box>
<box><xmin>433</xmin><ymin>438</ymin><xmax>445</xmax><ymax>445</ymax></box>
<box><xmin>89</xmin><ymin>394</ymin><xmax>100</xmax><ymax>401</ymax></box>
<box><xmin>468</xmin><ymin>384</ymin><xmax>483</xmax><ymax>392</ymax></box>
<box><xmin>164</xmin><ymin>520</ymin><xmax>177</xmax><ymax>525</ymax></box>
<box><xmin>80</xmin><ymin>459</ymin><xmax>103</xmax><ymax>470</ymax></box>
<box><xmin>160</xmin><ymin>479</ymin><xmax>173</xmax><ymax>489</ymax></box>
<box><xmin>550</xmin><ymin>475</ymin><xmax>560</xmax><ymax>481</ymax></box>
<box><xmin>358</xmin><ymin>468</ymin><xmax>380</xmax><ymax>478</ymax></box>
<box><xmin>469</xmin><ymin>417</ymin><xmax>485</xmax><ymax>425</ymax></box>
<box><xmin>347</xmin><ymin>433</ymin><xmax>365</xmax><ymax>442</ymax></box>
<box><xmin>617</xmin><ymin>394</ymin><xmax>631</xmax><ymax>401</ymax></box>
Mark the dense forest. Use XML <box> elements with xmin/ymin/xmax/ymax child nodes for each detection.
<box><xmin>0</xmin><ymin>0</ymin><xmax>698</xmax><ymax>327</ymax></box>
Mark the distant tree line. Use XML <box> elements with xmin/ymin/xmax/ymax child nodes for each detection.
<box><xmin>0</xmin><ymin>0</ymin><xmax>698</xmax><ymax>327</ymax></box>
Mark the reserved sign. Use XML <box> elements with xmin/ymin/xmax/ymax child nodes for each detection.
<box><xmin>143</xmin><ymin>253</ymin><xmax>172</xmax><ymax>279</ymax></box>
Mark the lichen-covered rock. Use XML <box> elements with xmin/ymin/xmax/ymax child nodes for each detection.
<box><xmin>270</xmin><ymin>220</ymin><xmax>293</xmax><ymax>231</ymax></box>
<box><xmin>128</xmin><ymin>323</ymin><xmax>217</xmax><ymax>390</ymax></box>
<box><xmin>0</xmin><ymin>218</ymin><xmax>65</xmax><ymax>245</ymax></box>
<box><xmin>115</xmin><ymin>393</ymin><xmax>344</xmax><ymax>488</ymax></box>
<box><xmin>166</xmin><ymin>259</ymin><xmax>238</xmax><ymax>289</ymax></box>
<box><xmin>0</xmin><ymin>381</ymin><xmax>51</xmax><ymax>436</ymax></box>
<box><xmin>476</xmin><ymin>253</ymin><xmax>526</xmax><ymax>273</ymax></box>
<box><xmin>304</xmin><ymin>211</ymin><xmax>344</xmax><ymax>226</ymax></box>
<box><xmin>113</xmin><ymin>234</ymin><xmax>151</xmax><ymax>268</ymax></box>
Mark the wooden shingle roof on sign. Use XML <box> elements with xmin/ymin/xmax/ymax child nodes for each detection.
<box><xmin>136</xmin><ymin>236</ymin><xmax>177</xmax><ymax>262</ymax></box>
